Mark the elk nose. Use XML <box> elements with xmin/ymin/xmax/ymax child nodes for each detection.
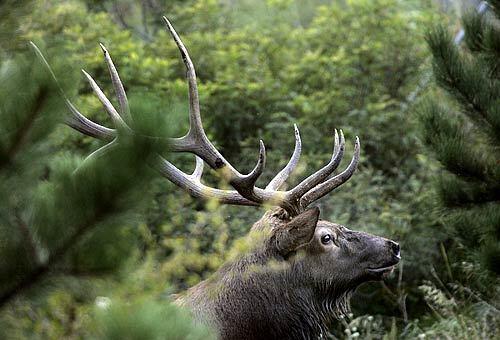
<box><xmin>389</xmin><ymin>241</ymin><xmax>400</xmax><ymax>257</ymax></box>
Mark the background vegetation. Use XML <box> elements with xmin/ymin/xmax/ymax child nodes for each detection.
<box><xmin>0</xmin><ymin>0</ymin><xmax>498</xmax><ymax>338</ymax></box>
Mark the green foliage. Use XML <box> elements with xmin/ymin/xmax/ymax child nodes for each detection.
<box><xmin>331</xmin><ymin>263</ymin><xmax>500</xmax><ymax>339</ymax></box>
<box><xmin>418</xmin><ymin>0</ymin><xmax>500</xmax><ymax>276</ymax></box>
<box><xmin>0</xmin><ymin>52</ymin><xmax>74</xmax><ymax>296</ymax></box>
<box><xmin>425</xmin><ymin>26</ymin><xmax>500</xmax><ymax>144</ymax></box>
<box><xmin>401</xmin><ymin>278</ymin><xmax>500</xmax><ymax>339</ymax></box>
<box><xmin>0</xmin><ymin>8</ymin><xmax>205</xmax><ymax>337</ymax></box>
<box><xmin>0</xmin><ymin>0</ymin><xmax>34</xmax><ymax>55</ymax></box>
<box><xmin>463</xmin><ymin>2</ymin><xmax>500</xmax><ymax>79</ymax></box>
<box><xmin>0</xmin><ymin>48</ymin><xmax>166</xmax><ymax>300</ymax></box>
<box><xmin>93</xmin><ymin>298</ymin><xmax>215</xmax><ymax>340</ymax></box>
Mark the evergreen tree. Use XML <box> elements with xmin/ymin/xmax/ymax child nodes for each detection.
<box><xmin>418</xmin><ymin>0</ymin><xmax>500</xmax><ymax>275</ymax></box>
<box><xmin>0</xmin><ymin>49</ymin><xmax>214</xmax><ymax>339</ymax></box>
<box><xmin>0</xmin><ymin>42</ymin><xmax>147</xmax><ymax>302</ymax></box>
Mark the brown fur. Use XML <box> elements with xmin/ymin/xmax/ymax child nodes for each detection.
<box><xmin>176</xmin><ymin>207</ymin><xmax>400</xmax><ymax>340</ymax></box>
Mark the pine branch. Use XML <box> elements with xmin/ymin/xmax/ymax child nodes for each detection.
<box><xmin>427</xmin><ymin>26</ymin><xmax>500</xmax><ymax>142</ymax></box>
<box><xmin>0</xmin><ymin>86</ymin><xmax>48</xmax><ymax>169</ymax></box>
<box><xmin>419</xmin><ymin>1</ymin><xmax>500</xmax><ymax>276</ymax></box>
<box><xmin>437</xmin><ymin>174</ymin><xmax>500</xmax><ymax>208</ymax></box>
<box><xmin>463</xmin><ymin>6</ymin><xmax>500</xmax><ymax>83</ymax></box>
<box><xmin>463</xmin><ymin>10</ymin><xmax>488</xmax><ymax>54</ymax></box>
<box><xmin>417</xmin><ymin>99</ymin><xmax>499</xmax><ymax>184</ymax></box>
<box><xmin>0</xmin><ymin>199</ymin><xmax>111</xmax><ymax>308</ymax></box>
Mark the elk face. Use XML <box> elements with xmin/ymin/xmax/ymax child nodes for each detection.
<box><xmin>274</xmin><ymin>208</ymin><xmax>401</xmax><ymax>290</ymax></box>
<box><xmin>308</xmin><ymin>221</ymin><xmax>401</xmax><ymax>284</ymax></box>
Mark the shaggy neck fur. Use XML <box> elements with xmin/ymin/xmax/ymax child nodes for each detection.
<box><xmin>180</xmin><ymin>240</ymin><xmax>353</xmax><ymax>340</ymax></box>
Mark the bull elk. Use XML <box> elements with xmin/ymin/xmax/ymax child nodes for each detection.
<box><xmin>34</xmin><ymin>17</ymin><xmax>401</xmax><ymax>340</ymax></box>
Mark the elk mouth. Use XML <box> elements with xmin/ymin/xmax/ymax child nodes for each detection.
<box><xmin>367</xmin><ymin>264</ymin><xmax>397</xmax><ymax>274</ymax></box>
<box><xmin>367</xmin><ymin>256</ymin><xmax>401</xmax><ymax>276</ymax></box>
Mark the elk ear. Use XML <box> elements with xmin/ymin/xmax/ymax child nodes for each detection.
<box><xmin>275</xmin><ymin>207</ymin><xmax>320</xmax><ymax>255</ymax></box>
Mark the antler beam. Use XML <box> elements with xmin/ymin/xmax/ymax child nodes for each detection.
<box><xmin>34</xmin><ymin>17</ymin><xmax>361</xmax><ymax>216</ymax></box>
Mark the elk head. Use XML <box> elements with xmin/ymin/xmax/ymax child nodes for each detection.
<box><xmin>34</xmin><ymin>16</ymin><xmax>401</xmax><ymax>338</ymax></box>
<box><xmin>256</xmin><ymin>207</ymin><xmax>401</xmax><ymax>287</ymax></box>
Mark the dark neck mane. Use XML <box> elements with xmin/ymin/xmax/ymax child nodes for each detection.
<box><xmin>184</xmin><ymin>247</ymin><xmax>353</xmax><ymax>340</ymax></box>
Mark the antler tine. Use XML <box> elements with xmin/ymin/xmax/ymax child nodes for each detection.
<box><xmin>162</xmin><ymin>16</ymin><xmax>268</xmax><ymax>202</ymax></box>
<box><xmin>81</xmin><ymin>69</ymin><xmax>129</xmax><ymax>130</ymax></box>
<box><xmin>266</xmin><ymin>124</ymin><xmax>302</xmax><ymax>191</ymax></box>
<box><xmin>299</xmin><ymin>137</ymin><xmax>360</xmax><ymax>208</ymax></box>
<box><xmin>232</xmin><ymin>140</ymin><xmax>267</xmax><ymax>200</ymax></box>
<box><xmin>99</xmin><ymin>43</ymin><xmax>131</xmax><ymax>123</ymax></box>
<box><xmin>333</xmin><ymin>129</ymin><xmax>341</xmax><ymax>154</ymax></box>
<box><xmin>191</xmin><ymin>156</ymin><xmax>204</xmax><ymax>181</ymax></box>
<box><xmin>162</xmin><ymin>16</ymin><xmax>232</xmax><ymax>167</ymax></box>
<box><xmin>69</xmin><ymin>44</ymin><xmax>131</xmax><ymax>139</ymax></box>
<box><xmin>65</xmin><ymin>102</ymin><xmax>115</xmax><ymax>141</ymax></box>
<box><xmin>162</xmin><ymin>16</ymin><xmax>235</xmax><ymax>171</ymax></box>
<box><xmin>162</xmin><ymin>16</ymin><xmax>203</xmax><ymax>137</ymax></box>
<box><xmin>155</xmin><ymin>156</ymin><xmax>258</xmax><ymax>206</ymax></box>
<box><xmin>81</xmin><ymin>139</ymin><xmax>117</xmax><ymax>165</ymax></box>
<box><xmin>30</xmin><ymin>41</ymin><xmax>116</xmax><ymax>141</ymax></box>
<box><xmin>286</xmin><ymin>129</ymin><xmax>345</xmax><ymax>202</ymax></box>
<box><xmin>70</xmin><ymin>44</ymin><xmax>132</xmax><ymax>139</ymax></box>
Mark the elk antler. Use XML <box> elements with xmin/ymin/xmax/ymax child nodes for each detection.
<box><xmin>36</xmin><ymin>17</ymin><xmax>360</xmax><ymax>216</ymax></box>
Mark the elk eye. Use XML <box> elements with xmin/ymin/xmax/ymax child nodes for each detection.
<box><xmin>321</xmin><ymin>234</ymin><xmax>332</xmax><ymax>245</ymax></box>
